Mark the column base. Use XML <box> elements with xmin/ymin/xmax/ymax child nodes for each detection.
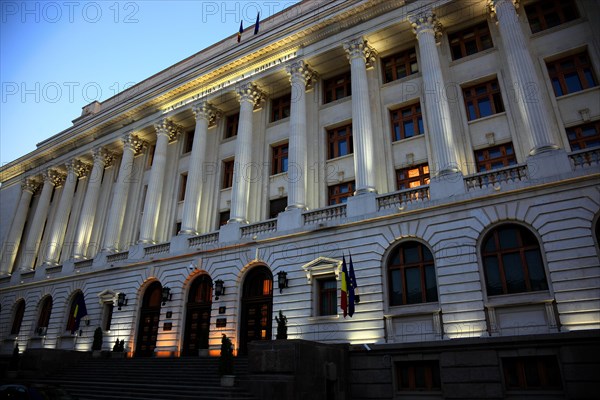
<box><xmin>347</xmin><ymin>191</ymin><xmax>378</xmax><ymax>218</ymax></box>
<box><xmin>354</xmin><ymin>187</ymin><xmax>377</xmax><ymax>196</ymax></box>
<box><xmin>285</xmin><ymin>204</ymin><xmax>307</xmax><ymax>211</ymax></box>
<box><xmin>178</xmin><ymin>228</ymin><xmax>197</xmax><ymax>236</ymax></box>
<box><xmin>429</xmin><ymin>171</ymin><xmax>466</xmax><ymax>200</ymax></box>
<box><xmin>527</xmin><ymin>148</ymin><xmax>571</xmax><ymax>180</ymax></box>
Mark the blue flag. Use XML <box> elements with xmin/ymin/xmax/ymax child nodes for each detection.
<box><xmin>254</xmin><ymin>13</ymin><xmax>260</xmax><ymax>35</ymax></box>
<box><xmin>348</xmin><ymin>254</ymin><xmax>358</xmax><ymax>317</ymax></box>
<box><xmin>72</xmin><ymin>294</ymin><xmax>88</xmax><ymax>334</ymax></box>
<box><xmin>237</xmin><ymin>20</ymin><xmax>243</xmax><ymax>43</ymax></box>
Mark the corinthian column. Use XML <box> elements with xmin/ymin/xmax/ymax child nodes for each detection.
<box><xmin>410</xmin><ymin>11</ymin><xmax>461</xmax><ymax>175</ymax></box>
<box><xmin>180</xmin><ymin>103</ymin><xmax>221</xmax><ymax>235</ymax></box>
<box><xmin>139</xmin><ymin>119</ymin><xmax>181</xmax><ymax>243</ymax></box>
<box><xmin>285</xmin><ymin>60</ymin><xmax>317</xmax><ymax>209</ymax></box>
<box><xmin>43</xmin><ymin>160</ymin><xmax>90</xmax><ymax>265</ymax></box>
<box><xmin>0</xmin><ymin>178</ymin><xmax>39</xmax><ymax>275</ymax></box>
<box><xmin>488</xmin><ymin>0</ymin><xmax>558</xmax><ymax>153</ymax></box>
<box><xmin>343</xmin><ymin>38</ymin><xmax>378</xmax><ymax>194</ymax></box>
<box><xmin>73</xmin><ymin>148</ymin><xmax>114</xmax><ymax>258</ymax></box>
<box><xmin>229</xmin><ymin>83</ymin><xmax>265</xmax><ymax>223</ymax></box>
<box><xmin>20</xmin><ymin>170</ymin><xmax>62</xmax><ymax>270</ymax></box>
<box><xmin>103</xmin><ymin>133</ymin><xmax>145</xmax><ymax>252</ymax></box>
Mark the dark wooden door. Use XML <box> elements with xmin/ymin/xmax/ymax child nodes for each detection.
<box><xmin>240</xmin><ymin>266</ymin><xmax>273</xmax><ymax>355</ymax></box>
<box><xmin>182</xmin><ymin>275</ymin><xmax>213</xmax><ymax>356</ymax></box>
<box><xmin>135</xmin><ymin>282</ymin><xmax>162</xmax><ymax>357</ymax></box>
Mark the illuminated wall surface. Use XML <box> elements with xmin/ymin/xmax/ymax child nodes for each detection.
<box><xmin>0</xmin><ymin>0</ymin><xmax>599</xmax><ymax>364</ymax></box>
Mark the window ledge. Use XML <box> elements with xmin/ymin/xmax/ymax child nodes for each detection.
<box><xmin>486</xmin><ymin>291</ymin><xmax>553</xmax><ymax>308</ymax></box>
<box><xmin>467</xmin><ymin>111</ymin><xmax>507</xmax><ymax>125</ymax></box>
<box><xmin>555</xmin><ymin>85</ymin><xmax>600</xmax><ymax>101</ymax></box>
<box><xmin>321</xmin><ymin>95</ymin><xmax>352</xmax><ymax>110</ymax></box>
<box><xmin>386</xmin><ymin>302</ymin><xmax>440</xmax><ymax>317</ymax></box>
<box><xmin>529</xmin><ymin>17</ymin><xmax>585</xmax><ymax>39</ymax></box>
<box><xmin>267</xmin><ymin>117</ymin><xmax>290</xmax><ymax>128</ymax></box>
<box><xmin>381</xmin><ymin>72</ymin><xmax>422</xmax><ymax>89</ymax></box>
<box><xmin>221</xmin><ymin>135</ymin><xmax>237</xmax><ymax>144</ymax></box>
<box><xmin>391</xmin><ymin>133</ymin><xmax>425</xmax><ymax>145</ymax></box>
<box><xmin>326</xmin><ymin>153</ymin><xmax>354</xmax><ymax>163</ymax></box>
<box><xmin>308</xmin><ymin>315</ymin><xmax>340</xmax><ymax>322</ymax></box>
<box><xmin>270</xmin><ymin>171</ymin><xmax>288</xmax><ymax>180</ymax></box>
<box><xmin>448</xmin><ymin>47</ymin><xmax>497</xmax><ymax>67</ymax></box>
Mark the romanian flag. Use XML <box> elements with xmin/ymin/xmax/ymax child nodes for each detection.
<box><xmin>254</xmin><ymin>13</ymin><xmax>260</xmax><ymax>35</ymax></box>
<box><xmin>71</xmin><ymin>294</ymin><xmax>88</xmax><ymax>334</ymax></box>
<box><xmin>348</xmin><ymin>254</ymin><xmax>358</xmax><ymax>317</ymax></box>
<box><xmin>341</xmin><ymin>255</ymin><xmax>349</xmax><ymax>318</ymax></box>
<box><xmin>237</xmin><ymin>20</ymin><xmax>243</xmax><ymax>43</ymax></box>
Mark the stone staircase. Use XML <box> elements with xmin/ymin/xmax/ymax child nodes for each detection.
<box><xmin>31</xmin><ymin>356</ymin><xmax>258</xmax><ymax>400</ymax></box>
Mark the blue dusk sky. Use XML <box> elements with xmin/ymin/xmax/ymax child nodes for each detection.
<box><xmin>0</xmin><ymin>0</ymin><xmax>301</xmax><ymax>166</ymax></box>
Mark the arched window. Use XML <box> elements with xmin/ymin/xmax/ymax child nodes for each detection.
<box><xmin>66</xmin><ymin>292</ymin><xmax>88</xmax><ymax>334</ymax></box>
<box><xmin>481</xmin><ymin>224</ymin><xmax>548</xmax><ymax>296</ymax></box>
<box><xmin>10</xmin><ymin>300</ymin><xmax>25</xmax><ymax>335</ymax></box>
<box><xmin>388</xmin><ymin>241</ymin><xmax>438</xmax><ymax>306</ymax></box>
<box><xmin>36</xmin><ymin>296</ymin><xmax>53</xmax><ymax>335</ymax></box>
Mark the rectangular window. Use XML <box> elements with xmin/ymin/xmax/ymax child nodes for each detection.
<box><xmin>178</xmin><ymin>173</ymin><xmax>188</xmax><ymax>202</ymax></box>
<box><xmin>183</xmin><ymin>129</ymin><xmax>195</xmax><ymax>153</ymax></box>
<box><xmin>328</xmin><ymin>181</ymin><xmax>355</xmax><ymax>205</ymax></box>
<box><xmin>391</xmin><ymin>103</ymin><xmax>424</xmax><ymax>141</ymax></box>
<box><xmin>395</xmin><ymin>360</ymin><xmax>441</xmax><ymax>391</ymax></box>
<box><xmin>566</xmin><ymin>121</ymin><xmax>600</xmax><ymax>150</ymax></box>
<box><xmin>396</xmin><ymin>163</ymin><xmax>430</xmax><ymax>190</ymax></box>
<box><xmin>271</xmin><ymin>94</ymin><xmax>291</xmax><ymax>122</ymax></box>
<box><xmin>271</xmin><ymin>143</ymin><xmax>289</xmax><ymax>175</ymax></box>
<box><xmin>225</xmin><ymin>113</ymin><xmax>239</xmax><ymax>138</ymax></box>
<box><xmin>463</xmin><ymin>79</ymin><xmax>505</xmax><ymax>121</ymax></box>
<box><xmin>327</xmin><ymin>123</ymin><xmax>353</xmax><ymax>159</ymax></box>
<box><xmin>269</xmin><ymin>197</ymin><xmax>287</xmax><ymax>219</ymax></box>
<box><xmin>475</xmin><ymin>143</ymin><xmax>517</xmax><ymax>172</ymax></box>
<box><xmin>324</xmin><ymin>72</ymin><xmax>351</xmax><ymax>103</ymax></box>
<box><xmin>174</xmin><ymin>222</ymin><xmax>182</xmax><ymax>236</ymax></box>
<box><xmin>502</xmin><ymin>356</ymin><xmax>563</xmax><ymax>390</ymax></box>
<box><xmin>102</xmin><ymin>303</ymin><xmax>114</xmax><ymax>331</ymax></box>
<box><xmin>318</xmin><ymin>277</ymin><xmax>337</xmax><ymax>316</ymax></box>
<box><xmin>382</xmin><ymin>48</ymin><xmax>418</xmax><ymax>83</ymax></box>
<box><xmin>222</xmin><ymin>160</ymin><xmax>234</xmax><ymax>189</ymax></box>
<box><xmin>525</xmin><ymin>0</ymin><xmax>579</xmax><ymax>34</ymax></box>
<box><xmin>219</xmin><ymin>210</ymin><xmax>230</xmax><ymax>227</ymax></box>
<box><xmin>449</xmin><ymin>21</ymin><xmax>493</xmax><ymax>60</ymax></box>
<box><xmin>547</xmin><ymin>51</ymin><xmax>598</xmax><ymax>97</ymax></box>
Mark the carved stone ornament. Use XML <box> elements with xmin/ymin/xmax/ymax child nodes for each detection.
<box><xmin>122</xmin><ymin>133</ymin><xmax>146</xmax><ymax>155</ymax></box>
<box><xmin>93</xmin><ymin>147</ymin><xmax>115</xmax><ymax>168</ymax></box>
<box><xmin>21</xmin><ymin>178</ymin><xmax>40</xmax><ymax>194</ymax></box>
<box><xmin>70</xmin><ymin>159</ymin><xmax>92</xmax><ymax>178</ymax></box>
<box><xmin>154</xmin><ymin>118</ymin><xmax>183</xmax><ymax>142</ymax></box>
<box><xmin>46</xmin><ymin>169</ymin><xmax>66</xmax><ymax>187</ymax></box>
<box><xmin>343</xmin><ymin>38</ymin><xmax>378</xmax><ymax>69</ymax></box>
<box><xmin>409</xmin><ymin>10</ymin><xmax>443</xmax><ymax>44</ymax></box>
<box><xmin>236</xmin><ymin>82</ymin><xmax>266</xmax><ymax>110</ymax></box>
<box><xmin>192</xmin><ymin>102</ymin><xmax>222</xmax><ymax>127</ymax></box>
<box><xmin>285</xmin><ymin>60</ymin><xmax>319</xmax><ymax>90</ymax></box>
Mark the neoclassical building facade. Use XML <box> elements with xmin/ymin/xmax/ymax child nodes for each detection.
<box><xmin>1</xmin><ymin>0</ymin><xmax>599</xmax><ymax>396</ymax></box>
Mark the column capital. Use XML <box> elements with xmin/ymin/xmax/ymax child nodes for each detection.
<box><xmin>487</xmin><ymin>0</ymin><xmax>519</xmax><ymax>20</ymax></box>
<box><xmin>154</xmin><ymin>118</ymin><xmax>183</xmax><ymax>142</ymax></box>
<box><xmin>343</xmin><ymin>38</ymin><xmax>377</xmax><ymax>69</ymax></box>
<box><xmin>192</xmin><ymin>102</ymin><xmax>222</xmax><ymax>127</ymax></box>
<box><xmin>409</xmin><ymin>10</ymin><xmax>443</xmax><ymax>43</ymax></box>
<box><xmin>21</xmin><ymin>178</ymin><xmax>40</xmax><ymax>194</ymax></box>
<box><xmin>235</xmin><ymin>82</ymin><xmax>266</xmax><ymax>110</ymax></box>
<box><xmin>45</xmin><ymin>169</ymin><xmax>65</xmax><ymax>187</ymax></box>
<box><xmin>69</xmin><ymin>159</ymin><xmax>92</xmax><ymax>178</ymax></box>
<box><xmin>285</xmin><ymin>60</ymin><xmax>318</xmax><ymax>90</ymax></box>
<box><xmin>122</xmin><ymin>133</ymin><xmax>146</xmax><ymax>155</ymax></box>
<box><xmin>93</xmin><ymin>147</ymin><xmax>115</xmax><ymax>168</ymax></box>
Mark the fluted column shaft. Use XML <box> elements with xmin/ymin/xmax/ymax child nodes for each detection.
<box><xmin>411</xmin><ymin>12</ymin><xmax>460</xmax><ymax>175</ymax></box>
<box><xmin>139</xmin><ymin>119</ymin><xmax>180</xmax><ymax>243</ymax></box>
<box><xmin>229</xmin><ymin>83</ymin><xmax>264</xmax><ymax>223</ymax></box>
<box><xmin>73</xmin><ymin>149</ymin><xmax>113</xmax><ymax>258</ymax></box>
<box><xmin>20</xmin><ymin>171</ymin><xmax>60</xmax><ymax>270</ymax></box>
<box><xmin>0</xmin><ymin>179</ymin><xmax>38</xmax><ymax>275</ymax></box>
<box><xmin>285</xmin><ymin>61</ymin><xmax>314</xmax><ymax>209</ymax></box>
<box><xmin>489</xmin><ymin>0</ymin><xmax>557</xmax><ymax>153</ymax></box>
<box><xmin>180</xmin><ymin>103</ymin><xmax>220</xmax><ymax>234</ymax></box>
<box><xmin>43</xmin><ymin>160</ymin><xmax>88</xmax><ymax>265</ymax></box>
<box><xmin>103</xmin><ymin>134</ymin><xmax>144</xmax><ymax>252</ymax></box>
<box><xmin>344</xmin><ymin>39</ymin><xmax>378</xmax><ymax>194</ymax></box>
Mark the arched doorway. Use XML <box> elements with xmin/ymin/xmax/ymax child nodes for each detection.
<box><xmin>135</xmin><ymin>281</ymin><xmax>162</xmax><ymax>357</ymax></box>
<box><xmin>239</xmin><ymin>266</ymin><xmax>273</xmax><ymax>355</ymax></box>
<box><xmin>182</xmin><ymin>275</ymin><xmax>213</xmax><ymax>356</ymax></box>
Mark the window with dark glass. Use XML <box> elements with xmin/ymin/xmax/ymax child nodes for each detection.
<box><xmin>222</xmin><ymin>160</ymin><xmax>234</xmax><ymax>189</ymax></box>
<box><xmin>388</xmin><ymin>242</ymin><xmax>438</xmax><ymax>306</ymax></box>
<box><xmin>449</xmin><ymin>21</ymin><xmax>493</xmax><ymax>60</ymax></box>
<box><xmin>271</xmin><ymin>94</ymin><xmax>291</xmax><ymax>122</ymax></box>
<box><xmin>396</xmin><ymin>164</ymin><xmax>430</xmax><ymax>190</ymax></box>
<box><xmin>327</xmin><ymin>124</ymin><xmax>353</xmax><ymax>159</ymax></box>
<box><xmin>482</xmin><ymin>224</ymin><xmax>548</xmax><ymax>296</ymax></box>
<box><xmin>272</xmin><ymin>143</ymin><xmax>289</xmax><ymax>175</ymax></box>
<box><xmin>382</xmin><ymin>48</ymin><xmax>418</xmax><ymax>83</ymax></box>
<box><xmin>567</xmin><ymin>121</ymin><xmax>600</xmax><ymax>150</ymax></box>
<box><xmin>463</xmin><ymin>79</ymin><xmax>505</xmax><ymax>121</ymax></box>
<box><xmin>225</xmin><ymin>113</ymin><xmax>239</xmax><ymax>138</ymax></box>
<box><xmin>269</xmin><ymin>197</ymin><xmax>287</xmax><ymax>219</ymax></box>
<box><xmin>502</xmin><ymin>356</ymin><xmax>563</xmax><ymax>390</ymax></box>
<box><xmin>475</xmin><ymin>143</ymin><xmax>517</xmax><ymax>172</ymax></box>
<box><xmin>324</xmin><ymin>72</ymin><xmax>352</xmax><ymax>103</ymax></box>
<box><xmin>146</xmin><ymin>144</ymin><xmax>156</xmax><ymax>168</ymax></box>
<box><xmin>547</xmin><ymin>51</ymin><xmax>598</xmax><ymax>97</ymax></box>
<box><xmin>525</xmin><ymin>0</ymin><xmax>579</xmax><ymax>34</ymax></box>
<box><xmin>102</xmin><ymin>303</ymin><xmax>114</xmax><ymax>331</ymax></box>
<box><xmin>10</xmin><ymin>300</ymin><xmax>25</xmax><ymax>335</ymax></box>
<box><xmin>37</xmin><ymin>296</ymin><xmax>53</xmax><ymax>334</ymax></box>
<box><xmin>391</xmin><ymin>103</ymin><xmax>424</xmax><ymax>141</ymax></box>
<box><xmin>318</xmin><ymin>277</ymin><xmax>337</xmax><ymax>316</ymax></box>
<box><xmin>328</xmin><ymin>181</ymin><xmax>355</xmax><ymax>205</ymax></box>
<box><xmin>219</xmin><ymin>211</ymin><xmax>230</xmax><ymax>227</ymax></box>
<box><xmin>183</xmin><ymin>129</ymin><xmax>195</xmax><ymax>153</ymax></box>
<box><xmin>178</xmin><ymin>173</ymin><xmax>188</xmax><ymax>201</ymax></box>
<box><xmin>395</xmin><ymin>360</ymin><xmax>441</xmax><ymax>391</ymax></box>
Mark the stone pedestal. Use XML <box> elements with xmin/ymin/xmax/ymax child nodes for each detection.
<box><xmin>429</xmin><ymin>172</ymin><xmax>466</xmax><ymax>200</ymax></box>
<box><xmin>346</xmin><ymin>192</ymin><xmax>378</xmax><ymax>218</ymax></box>
<box><xmin>219</xmin><ymin>222</ymin><xmax>242</xmax><ymax>243</ymax></box>
<box><xmin>277</xmin><ymin>208</ymin><xmax>304</xmax><ymax>232</ymax></box>
<box><xmin>527</xmin><ymin>149</ymin><xmax>572</xmax><ymax>181</ymax></box>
